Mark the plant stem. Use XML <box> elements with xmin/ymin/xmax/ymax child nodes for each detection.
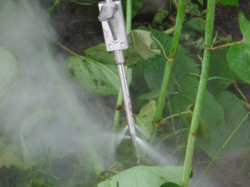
<box><xmin>154</xmin><ymin>0</ymin><xmax>186</xmax><ymax>124</ymax></box>
<box><xmin>112</xmin><ymin>0</ymin><xmax>132</xmax><ymax>130</ymax></box>
<box><xmin>206</xmin><ymin>40</ymin><xmax>248</xmax><ymax>51</ymax></box>
<box><xmin>54</xmin><ymin>40</ymin><xmax>78</xmax><ymax>56</ymax></box>
<box><xmin>164</xmin><ymin>26</ymin><xmax>175</xmax><ymax>35</ymax></box>
<box><xmin>161</xmin><ymin>111</ymin><xmax>190</xmax><ymax>123</ymax></box>
<box><xmin>126</xmin><ymin>0</ymin><xmax>132</xmax><ymax>32</ymax></box>
<box><xmin>112</xmin><ymin>92</ymin><xmax>123</xmax><ymax>130</ymax></box>
<box><xmin>232</xmin><ymin>81</ymin><xmax>248</xmax><ymax>102</ymax></box>
<box><xmin>181</xmin><ymin>1</ymin><xmax>216</xmax><ymax>186</ymax></box>
<box><xmin>154</xmin><ymin>111</ymin><xmax>190</xmax><ymax>126</ymax></box>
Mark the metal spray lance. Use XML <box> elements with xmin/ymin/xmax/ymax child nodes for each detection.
<box><xmin>98</xmin><ymin>0</ymin><xmax>138</xmax><ymax>155</ymax></box>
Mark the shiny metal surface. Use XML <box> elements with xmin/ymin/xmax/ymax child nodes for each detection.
<box><xmin>115</xmin><ymin>51</ymin><xmax>137</xmax><ymax>150</ymax></box>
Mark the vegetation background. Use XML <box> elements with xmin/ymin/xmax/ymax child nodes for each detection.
<box><xmin>0</xmin><ymin>0</ymin><xmax>249</xmax><ymax>187</ymax></box>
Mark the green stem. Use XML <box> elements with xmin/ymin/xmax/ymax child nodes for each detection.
<box><xmin>154</xmin><ymin>0</ymin><xmax>186</xmax><ymax>124</ymax></box>
<box><xmin>164</xmin><ymin>26</ymin><xmax>175</xmax><ymax>35</ymax></box>
<box><xmin>126</xmin><ymin>0</ymin><xmax>132</xmax><ymax>33</ymax></box>
<box><xmin>154</xmin><ymin>111</ymin><xmax>190</xmax><ymax>126</ymax></box>
<box><xmin>181</xmin><ymin>1</ymin><xmax>216</xmax><ymax>186</ymax></box>
<box><xmin>206</xmin><ymin>40</ymin><xmax>247</xmax><ymax>51</ymax></box>
<box><xmin>161</xmin><ymin>111</ymin><xmax>190</xmax><ymax>123</ymax></box>
<box><xmin>232</xmin><ymin>81</ymin><xmax>248</xmax><ymax>103</ymax></box>
<box><xmin>112</xmin><ymin>91</ymin><xmax>123</xmax><ymax>130</ymax></box>
<box><xmin>150</xmin><ymin>35</ymin><xmax>168</xmax><ymax>61</ymax></box>
<box><xmin>54</xmin><ymin>40</ymin><xmax>78</xmax><ymax>56</ymax></box>
<box><xmin>112</xmin><ymin>0</ymin><xmax>132</xmax><ymax>130</ymax></box>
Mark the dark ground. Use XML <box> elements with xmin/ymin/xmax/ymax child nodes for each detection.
<box><xmin>48</xmin><ymin>0</ymin><xmax>250</xmax><ymax>53</ymax></box>
<box><xmin>46</xmin><ymin>0</ymin><xmax>249</xmax><ymax>187</ymax></box>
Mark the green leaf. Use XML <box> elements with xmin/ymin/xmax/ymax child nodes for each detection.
<box><xmin>226</xmin><ymin>13</ymin><xmax>250</xmax><ymax>83</ymax></box>
<box><xmin>67</xmin><ymin>55</ymin><xmax>132</xmax><ymax>96</ymax></box>
<box><xmin>97</xmin><ymin>165</ymin><xmax>183</xmax><ymax>187</ymax></box>
<box><xmin>184</xmin><ymin>17</ymin><xmax>206</xmax><ymax>33</ymax></box>
<box><xmin>197</xmin><ymin>92</ymin><xmax>250</xmax><ymax>158</ymax></box>
<box><xmin>227</xmin><ymin>43</ymin><xmax>250</xmax><ymax>83</ymax></box>
<box><xmin>239</xmin><ymin>12</ymin><xmax>250</xmax><ymax>42</ymax></box>
<box><xmin>182</xmin><ymin>18</ymin><xmax>205</xmax><ymax>49</ymax></box>
<box><xmin>134</xmin><ymin>100</ymin><xmax>156</xmax><ymax>140</ymax></box>
<box><xmin>130</xmin><ymin>30</ymin><xmax>161</xmax><ymax>60</ymax></box>
<box><xmin>84</xmin><ymin>42</ymin><xmax>140</xmax><ymax>66</ymax></box>
<box><xmin>170</xmin><ymin>76</ymin><xmax>225</xmax><ymax>128</ymax></box>
<box><xmin>153</xmin><ymin>9</ymin><xmax>169</xmax><ymax>24</ymax></box>
<box><xmin>197</xmin><ymin>0</ymin><xmax>204</xmax><ymax>5</ymax></box>
<box><xmin>207</xmin><ymin>48</ymin><xmax>233</xmax><ymax>95</ymax></box>
<box><xmin>216</xmin><ymin>0</ymin><xmax>239</xmax><ymax>6</ymax></box>
<box><xmin>0</xmin><ymin>46</ymin><xmax>17</xmax><ymax>97</ymax></box>
<box><xmin>137</xmin><ymin>90</ymin><xmax>160</xmax><ymax>101</ymax></box>
<box><xmin>84</xmin><ymin>43</ymin><xmax>115</xmax><ymax>64</ymax></box>
<box><xmin>143</xmin><ymin>55</ymin><xmax>166</xmax><ymax>91</ymax></box>
<box><xmin>124</xmin><ymin>44</ymin><xmax>142</xmax><ymax>66</ymax></box>
<box><xmin>142</xmin><ymin>30</ymin><xmax>199</xmax><ymax>92</ymax></box>
<box><xmin>161</xmin><ymin>182</ymin><xmax>181</xmax><ymax>187</ymax></box>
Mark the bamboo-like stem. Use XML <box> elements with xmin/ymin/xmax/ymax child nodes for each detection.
<box><xmin>126</xmin><ymin>0</ymin><xmax>132</xmax><ymax>32</ymax></box>
<box><xmin>153</xmin><ymin>0</ymin><xmax>186</xmax><ymax>127</ymax></box>
<box><xmin>181</xmin><ymin>1</ymin><xmax>216</xmax><ymax>186</ymax></box>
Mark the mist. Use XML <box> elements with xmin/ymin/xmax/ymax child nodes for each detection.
<box><xmin>0</xmin><ymin>0</ymin><xmax>114</xmax><ymax>175</ymax></box>
<box><xmin>0</xmin><ymin>1</ymin><xmax>229</xmax><ymax>187</ymax></box>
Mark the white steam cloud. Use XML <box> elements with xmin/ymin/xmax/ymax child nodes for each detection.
<box><xmin>0</xmin><ymin>0</ymin><xmax>114</xmax><ymax>172</ymax></box>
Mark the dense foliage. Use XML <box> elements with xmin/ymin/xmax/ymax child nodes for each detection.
<box><xmin>0</xmin><ymin>0</ymin><xmax>249</xmax><ymax>186</ymax></box>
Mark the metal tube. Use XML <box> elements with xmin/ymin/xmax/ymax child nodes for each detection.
<box><xmin>115</xmin><ymin>51</ymin><xmax>137</xmax><ymax>151</ymax></box>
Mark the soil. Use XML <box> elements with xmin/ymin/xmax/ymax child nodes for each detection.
<box><xmin>214</xmin><ymin>0</ymin><xmax>250</xmax><ymax>40</ymax></box>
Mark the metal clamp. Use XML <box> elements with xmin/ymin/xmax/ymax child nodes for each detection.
<box><xmin>98</xmin><ymin>0</ymin><xmax>129</xmax><ymax>52</ymax></box>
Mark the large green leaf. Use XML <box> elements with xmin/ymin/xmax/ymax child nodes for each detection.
<box><xmin>207</xmin><ymin>48</ymin><xmax>233</xmax><ymax>95</ymax></box>
<box><xmin>184</xmin><ymin>17</ymin><xmax>205</xmax><ymax>33</ymax></box>
<box><xmin>130</xmin><ymin>30</ymin><xmax>160</xmax><ymax>60</ymax></box>
<box><xmin>227</xmin><ymin>13</ymin><xmax>250</xmax><ymax>83</ymax></box>
<box><xmin>98</xmin><ymin>165</ymin><xmax>183</xmax><ymax>187</ymax></box>
<box><xmin>142</xmin><ymin>30</ymin><xmax>199</xmax><ymax>92</ymax></box>
<box><xmin>143</xmin><ymin>55</ymin><xmax>166</xmax><ymax>91</ymax></box>
<box><xmin>170</xmin><ymin>76</ymin><xmax>225</xmax><ymax>128</ymax></box>
<box><xmin>197</xmin><ymin>92</ymin><xmax>250</xmax><ymax>158</ymax></box>
<box><xmin>84</xmin><ymin>43</ymin><xmax>115</xmax><ymax>65</ymax></box>
<box><xmin>216</xmin><ymin>0</ymin><xmax>239</xmax><ymax>6</ymax></box>
<box><xmin>67</xmin><ymin>55</ymin><xmax>132</xmax><ymax>96</ymax></box>
<box><xmin>0</xmin><ymin>46</ymin><xmax>17</xmax><ymax>97</ymax></box>
<box><xmin>134</xmin><ymin>100</ymin><xmax>156</xmax><ymax>140</ymax></box>
<box><xmin>84</xmin><ymin>42</ymin><xmax>141</xmax><ymax>66</ymax></box>
<box><xmin>239</xmin><ymin>12</ymin><xmax>250</xmax><ymax>42</ymax></box>
<box><xmin>227</xmin><ymin>43</ymin><xmax>250</xmax><ymax>83</ymax></box>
